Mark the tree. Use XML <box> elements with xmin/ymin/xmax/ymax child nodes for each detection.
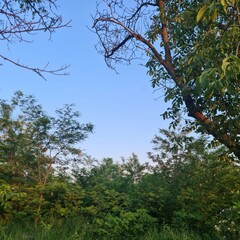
<box><xmin>93</xmin><ymin>0</ymin><xmax>240</xmax><ymax>159</ymax></box>
<box><xmin>74</xmin><ymin>157</ymin><xmax>157</xmax><ymax>240</ymax></box>
<box><xmin>121</xmin><ymin>154</ymin><xmax>149</xmax><ymax>183</ymax></box>
<box><xmin>147</xmin><ymin>128</ymin><xmax>240</xmax><ymax>237</ymax></box>
<box><xmin>0</xmin><ymin>91</ymin><xmax>93</xmax><ymax>222</ymax></box>
<box><xmin>0</xmin><ymin>0</ymin><xmax>70</xmax><ymax>79</ymax></box>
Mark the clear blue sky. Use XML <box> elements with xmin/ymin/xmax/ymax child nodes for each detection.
<box><xmin>0</xmin><ymin>1</ymin><xmax>170</xmax><ymax>162</ymax></box>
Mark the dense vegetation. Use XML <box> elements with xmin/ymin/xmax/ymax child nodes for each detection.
<box><xmin>1</xmin><ymin>93</ymin><xmax>240</xmax><ymax>239</ymax></box>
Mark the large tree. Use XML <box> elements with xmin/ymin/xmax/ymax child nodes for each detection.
<box><xmin>93</xmin><ymin>0</ymin><xmax>240</xmax><ymax>159</ymax></box>
<box><xmin>0</xmin><ymin>0</ymin><xmax>70</xmax><ymax>78</ymax></box>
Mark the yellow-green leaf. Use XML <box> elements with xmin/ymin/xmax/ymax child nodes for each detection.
<box><xmin>221</xmin><ymin>0</ymin><xmax>227</xmax><ymax>12</ymax></box>
<box><xmin>211</xmin><ymin>9</ymin><xmax>217</xmax><ymax>22</ymax></box>
<box><xmin>221</xmin><ymin>57</ymin><xmax>230</xmax><ymax>76</ymax></box>
<box><xmin>197</xmin><ymin>5</ymin><xmax>208</xmax><ymax>22</ymax></box>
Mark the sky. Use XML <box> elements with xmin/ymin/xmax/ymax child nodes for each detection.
<box><xmin>0</xmin><ymin>1</ymin><xmax>170</xmax><ymax>162</ymax></box>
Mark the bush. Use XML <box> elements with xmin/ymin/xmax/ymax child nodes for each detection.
<box><xmin>92</xmin><ymin>209</ymin><xmax>157</xmax><ymax>240</ymax></box>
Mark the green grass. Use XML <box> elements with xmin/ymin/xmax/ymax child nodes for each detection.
<box><xmin>0</xmin><ymin>220</ymin><xmax>219</xmax><ymax>240</ymax></box>
<box><xmin>142</xmin><ymin>225</ymin><xmax>219</xmax><ymax>240</ymax></box>
<box><xmin>0</xmin><ymin>218</ymin><xmax>89</xmax><ymax>240</ymax></box>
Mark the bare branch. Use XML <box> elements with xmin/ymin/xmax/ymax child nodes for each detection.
<box><xmin>127</xmin><ymin>2</ymin><xmax>157</xmax><ymax>21</ymax></box>
<box><xmin>93</xmin><ymin>0</ymin><xmax>158</xmax><ymax>68</ymax></box>
<box><xmin>0</xmin><ymin>0</ymin><xmax>71</xmax><ymax>78</ymax></box>
<box><xmin>105</xmin><ymin>34</ymin><xmax>134</xmax><ymax>58</ymax></box>
<box><xmin>0</xmin><ymin>54</ymin><xmax>70</xmax><ymax>80</ymax></box>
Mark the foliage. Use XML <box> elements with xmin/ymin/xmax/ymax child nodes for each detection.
<box><xmin>130</xmin><ymin>172</ymin><xmax>170</xmax><ymax>222</ymax></box>
<box><xmin>40</xmin><ymin>180</ymin><xmax>85</xmax><ymax>219</ymax></box>
<box><xmin>0</xmin><ymin>183</ymin><xmax>27</xmax><ymax>223</ymax></box>
<box><xmin>148</xmin><ymin>129</ymin><xmax>240</xmax><ymax>238</ymax></box>
<box><xmin>1</xmin><ymin>92</ymin><xmax>240</xmax><ymax>239</ymax></box>
<box><xmin>0</xmin><ymin>91</ymin><xmax>93</xmax><ymax>222</ymax></box>
<box><xmin>214</xmin><ymin>199</ymin><xmax>240</xmax><ymax>239</ymax></box>
<box><xmin>2</xmin><ymin>124</ymin><xmax>240</xmax><ymax>238</ymax></box>
<box><xmin>93</xmin><ymin>0</ymin><xmax>240</xmax><ymax>159</ymax></box>
<box><xmin>93</xmin><ymin>209</ymin><xmax>157</xmax><ymax>240</ymax></box>
<box><xmin>173</xmin><ymin>156</ymin><xmax>240</xmax><ymax>234</ymax></box>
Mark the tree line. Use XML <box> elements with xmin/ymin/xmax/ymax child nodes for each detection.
<box><xmin>1</xmin><ymin>92</ymin><xmax>240</xmax><ymax>239</ymax></box>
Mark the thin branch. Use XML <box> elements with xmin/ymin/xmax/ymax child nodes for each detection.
<box><xmin>0</xmin><ymin>54</ymin><xmax>70</xmax><ymax>80</ymax></box>
<box><xmin>0</xmin><ymin>0</ymin><xmax>71</xmax><ymax>78</ymax></box>
<box><xmin>127</xmin><ymin>2</ymin><xmax>157</xmax><ymax>21</ymax></box>
<box><xmin>105</xmin><ymin>35</ymin><xmax>134</xmax><ymax>58</ymax></box>
<box><xmin>95</xmin><ymin>16</ymin><xmax>165</xmax><ymax>64</ymax></box>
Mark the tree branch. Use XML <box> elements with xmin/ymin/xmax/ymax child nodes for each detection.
<box><xmin>127</xmin><ymin>2</ymin><xmax>157</xmax><ymax>21</ymax></box>
<box><xmin>0</xmin><ymin>0</ymin><xmax>71</xmax><ymax>78</ymax></box>
<box><xmin>0</xmin><ymin>54</ymin><xmax>70</xmax><ymax>80</ymax></box>
<box><xmin>105</xmin><ymin>35</ymin><xmax>134</xmax><ymax>58</ymax></box>
<box><xmin>93</xmin><ymin>0</ymin><xmax>240</xmax><ymax>159</ymax></box>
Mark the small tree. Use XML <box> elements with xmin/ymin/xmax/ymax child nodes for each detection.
<box><xmin>93</xmin><ymin>0</ymin><xmax>240</xmax><ymax>159</ymax></box>
<box><xmin>0</xmin><ymin>91</ymin><xmax>93</xmax><ymax>222</ymax></box>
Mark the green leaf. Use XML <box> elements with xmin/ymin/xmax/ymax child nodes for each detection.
<box><xmin>229</xmin><ymin>55</ymin><xmax>240</xmax><ymax>65</ymax></box>
<box><xmin>204</xmin><ymin>88</ymin><xmax>214</xmax><ymax>99</ymax></box>
<box><xmin>197</xmin><ymin>5</ymin><xmax>208</xmax><ymax>22</ymax></box>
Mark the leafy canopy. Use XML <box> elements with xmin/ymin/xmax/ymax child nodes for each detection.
<box><xmin>93</xmin><ymin>0</ymin><xmax>240</xmax><ymax>159</ymax></box>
